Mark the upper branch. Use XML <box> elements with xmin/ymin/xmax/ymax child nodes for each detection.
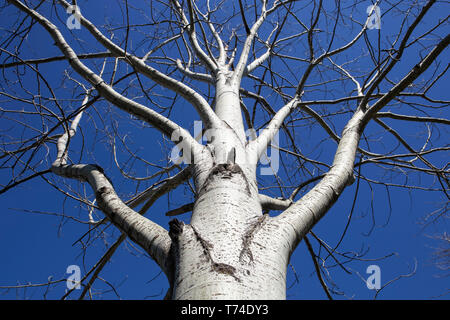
<box><xmin>194</xmin><ymin>0</ymin><xmax>227</xmax><ymax>65</ymax></box>
<box><xmin>247</xmin><ymin>95</ymin><xmax>300</xmax><ymax>163</ymax></box>
<box><xmin>231</xmin><ymin>0</ymin><xmax>268</xmax><ymax>86</ymax></box>
<box><xmin>176</xmin><ymin>59</ymin><xmax>215</xmax><ymax>83</ymax></box>
<box><xmin>295</xmin><ymin>1</ymin><xmax>377</xmax><ymax>95</ymax></box>
<box><xmin>9</xmin><ymin>0</ymin><xmax>204</xmax><ymax>154</ymax></box>
<box><xmin>56</xmin><ymin>0</ymin><xmax>220</xmax><ymax>129</ymax></box>
<box><xmin>358</xmin><ymin>0</ymin><xmax>437</xmax><ymax>111</ymax></box>
<box><xmin>170</xmin><ymin>0</ymin><xmax>218</xmax><ymax>73</ymax></box>
<box><xmin>363</xmin><ymin>33</ymin><xmax>450</xmax><ymax>124</ymax></box>
<box><xmin>245</xmin><ymin>24</ymin><xmax>279</xmax><ymax>75</ymax></box>
<box><xmin>268</xmin><ymin>29</ymin><xmax>450</xmax><ymax>256</ymax></box>
<box><xmin>49</xmin><ymin>91</ymin><xmax>172</xmax><ymax>277</ymax></box>
<box><xmin>272</xmin><ymin>109</ymin><xmax>365</xmax><ymax>253</ymax></box>
<box><xmin>0</xmin><ymin>51</ymin><xmax>113</xmax><ymax>69</ymax></box>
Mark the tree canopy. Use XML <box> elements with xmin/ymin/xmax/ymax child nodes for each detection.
<box><xmin>0</xmin><ymin>0</ymin><xmax>448</xmax><ymax>299</ymax></box>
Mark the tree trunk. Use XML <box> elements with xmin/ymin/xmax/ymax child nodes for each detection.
<box><xmin>170</xmin><ymin>83</ymin><xmax>290</xmax><ymax>299</ymax></box>
<box><xmin>171</xmin><ymin>173</ymin><xmax>289</xmax><ymax>299</ymax></box>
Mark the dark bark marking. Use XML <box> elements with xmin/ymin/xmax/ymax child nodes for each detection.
<box><xmin>191</xmin><ymin>225</ymin><xmax>214</xmax><ymax>259</ymax></box>
<box><xmin>90</xmin><ymin>164</ymin><xmax>115</xmax><ymax>187</ymax></box>
<box><xmin>167</xmin><ymin>218</ymin><xmax>184</xmax><ymax>300</ymax></box>
<box><xmin>168</xmin><ymin>218</ymin><xmax>184</xmax><ymax>241</ymax></box>
<box><xmin>95</xmin><ymin>186</ymin><xmax>110</xmax><ymax>196</ymax></box>
<box><xmin>190</xmin><ymin>225</ymin><xmax>241</xmax><ymax>282</ymax></box>
<box><xmin>90</xmin><ymin>163</ymin><xmax>104</xmax><ymax>173</ymax></box>
<box><xmin>346</xmin><ymin>173</ymin><xmax>356</xmax><ymax>186</ymax></box>
<box><xmin>239</xmin><ymin>214</ymin><xmax>268</xmax><ymax>264</ymax></box>
<box><xmin>200</xmin><ymin>163</ymin><xmax>251</xmax><ymax>195</ymax></box>
<box><xmin>212</xmin><ymin>262</ymin><xmax>241</xmax><ymax>282</ymax></box>
<box><xmin>95</xmin><ymin>187</ymin><xmax>115</xmax><ymax>210</ymax></box>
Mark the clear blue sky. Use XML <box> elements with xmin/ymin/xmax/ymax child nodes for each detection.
<box><xmin>0</xmin><ymin>0</ymin><xmax>448</xmax><ymax>300</ymax></box>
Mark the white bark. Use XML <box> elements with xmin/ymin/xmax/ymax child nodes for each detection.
<box><xmin>48</xmin><ymin>87</ymin><xmax>173</xmax><ymax>277</ymax></box>
<box><xmin>172</xmin><ymin>160</ymin><xmax>289</xmax><ymax>299</ymax></box>
<box><xmin>170</xmin><ymin>103</ymin><xmax>364</xmax><ymax>300</ymax></box>
<box><xmin>272</xmin><ymin>110</ymin><xmax>364</xmax><ymax>252</ymax></box>
<box><xmin>52</xmin><ymin>163</ymin><xmax>173</xmax><ymax>276</ymax></box>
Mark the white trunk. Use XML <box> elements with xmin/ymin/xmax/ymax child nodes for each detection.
<box><xmin>170</xmin><ymin>83</ymin><xmax>290</xmax><ymax>299</ymax></box>
<box><xmin>168</xmin><ymin>85</ymin><xmax>365</xmax><ymax>299</ymax></box>
<box><xmin>172</xmin><ymin>167</ymin><xmax>289</xmax><ymax>299</ymax></box>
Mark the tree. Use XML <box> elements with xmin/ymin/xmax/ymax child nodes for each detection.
<box><xmin>0</xmin><ymin>0</ymin><xmax>448</xmax><ymax>300</ymax></box>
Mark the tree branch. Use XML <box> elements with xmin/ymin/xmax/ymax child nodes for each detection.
<box><xmin>170</xmin><ymin>0</ymin><xmax>218</xmax><ymax>73</ymax></box>
<box><xmin>363</xmin><ymin>33</ymin><xmax>450</xmax><ymax>123</ymax></box>
<box><xmin>45</xmin><ymin>91</ymin><xmax>174</xmax><ymax>278</ymax></box>
<box><xmin>358</xmin><ymin>0</ymin><xmax>438</xmax><ymax>111</ymax></box>
<box><xmin>272</xmin><ymin>109</ymin><xmax>365</xmax><ymax>253</ymax></box>
<box><xmin>247</xmin><ymin>95</ymin><xmax>300</xmax><ymax>162</ymax></box>
<box><xmin>52</xmin><ymin>163</ymin><xmax>173</xmax><ymax>276</ymax></box>
<box><xmin>56</xmin><ymin>0</ymin><xmax>220</xmax><ymax>129</ymax></box>
<box><xmin>231</xmin><ymin>0</ymin><xmax>268</xmax><ymax>86</ymax></box>
<box><xmin>259</xmin><ymin>194</ymin><xmax>292</xmax><ymax>211</ymax></box>
<box><xmin>175</xmin><ymin>59</ymin><xmax>215</xmax><ymax>83</ymax></box>
<box><xmin>9</xmin><ymin>0</ymin><xmax>205</xmax><ymax>158</ymax></box>
<box><xmin>375</xmin><ymin>112</ymin><xmax>450</xmax><ymax>125</ymax></box>
<box><xmin>0</xmin><ymin>51</ymin><xmax>113</xmax><ymax>69</ymax></box>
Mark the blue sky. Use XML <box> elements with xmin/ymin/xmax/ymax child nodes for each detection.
<box><xmin>0</xmin><ymin>0</ymin><xmax>448</xmax><ymax>299</ymax></box>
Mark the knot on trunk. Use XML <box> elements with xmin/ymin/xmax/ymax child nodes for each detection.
<box><xmin>212</xmin><ymin>262</ymin><xmax>241</xmax><ymax>282</ymax></box>
<box><xmin>95</xmin><ymin>186</ymin><xmax>114</xmax><ymax>200</ymax></box>
<box><xmin>168</xmin><ymin>218</ymin><xmax>184</xmax><ymax>241</ymax></box>
<box><xmin>200</xmin><ymin>163</ymin><xmax>251</xmax><ymax>195</ymax></box>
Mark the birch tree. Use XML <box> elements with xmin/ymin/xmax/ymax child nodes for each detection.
<box><xmin>0</xmin><ymin>0</ymin><xmax>449</xmax><ymax>299</ymax></box>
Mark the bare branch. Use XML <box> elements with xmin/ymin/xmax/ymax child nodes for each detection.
<box><xmin>57</xmin><ymin>0</ymin><xmax>220</xmax><ymax>128</ymax></box>
<box><xmin>259</xmin><ymin>194</ymin><xmax>292</xmax><ymax>211</ymax></box>
<box><xmin>170</xmin><ymin>0</ymin><xmax>218</xmax><ymax>72</ymax></box>
<box><xmin>0</xmin><ymin>51</ymin><xmax>113</xmax><ymax>69</ymax></box>
<box><xmin>363</xmin><ymin>33</ymin><xmax>450</xmax><ymax>122</ymax></box>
